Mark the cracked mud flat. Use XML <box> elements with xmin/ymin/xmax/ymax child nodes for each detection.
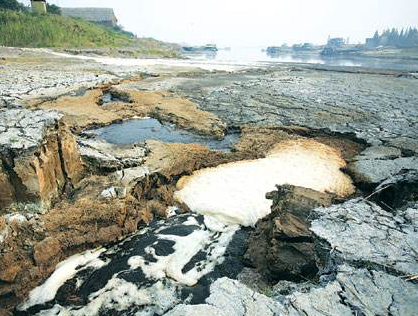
<box><xmin>1</xmin><ymin>47</ymin><xmax>418</xmax><ymax>316</ymax></box>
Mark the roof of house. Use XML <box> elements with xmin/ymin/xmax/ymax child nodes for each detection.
<box><xmin>61</xmin><ymin>7</ymin><xmax>117</xmax><ymax>23</ymax></box>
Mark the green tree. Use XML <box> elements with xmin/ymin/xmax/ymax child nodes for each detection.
<box><xmin>0</xmin><ymin>0</ymin><xmax>25</xmax><ymax>11</ymax></box>
<box><xmin>46</xmin><ymin>3</ymin><xmax>61</xmax><ymax>15</ymax></box>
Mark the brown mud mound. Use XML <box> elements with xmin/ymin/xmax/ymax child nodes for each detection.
<box><xmin>37</xmin><ymin>90</ymin><xmax>120</xmax><ymax>129</ymax></box>
<box><xmin>33</xmin><ymin>86</ymin><xmax>226</xmax><ymax>137</ymax></box>
<box><xmin>106</xmin><ymin>87</ymin><xmax>226</xmax><ymax>137</ymax></box>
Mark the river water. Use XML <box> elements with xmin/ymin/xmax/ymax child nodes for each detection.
<box><xmin>187</xmin><ymin>47</ymin><xmax>418</xmax><ymax>72</ymax></box>
<box><xmin>49</xmin><ymin>48</ymin><xmax>418</xmax><ymax>72</ymax></box>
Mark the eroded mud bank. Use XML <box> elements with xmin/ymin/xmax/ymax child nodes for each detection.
<box><xmin>0</xmin><ymin>95</ymin><xmax>364</xmax><ymax>314</ymax></box>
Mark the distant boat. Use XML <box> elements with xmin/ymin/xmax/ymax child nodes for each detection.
<box><xmin>292</xmin><ymin>43</ymin><xmax>316</xmax><ymax>52</ymax></box>
<box><xmin>266</xmin><ymin>46</ymin><xmax>282</xmax><ymax>54</ymax></box>
<box><xmin>320</xmin><ymin>46</ymin><xmax>362</xmax><ymax>56</ymax></box>
<box><xmin>265</xmin><ymin>46</ymin><xmax>292</xmax><ymax>56</ymax></box>
<box><xmin>203</xmin><ymin>44</ymin><xmax>218</xmax><ymax>52</ymax></box>
<box><xmin>182</xmin><ymin>44</ymin><xmax>218</xmax><ymax>53</ymax></box>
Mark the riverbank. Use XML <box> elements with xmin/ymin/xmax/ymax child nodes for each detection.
<box><xmin>0</xmin><ymin>47</ymin><xmax>417</xmax><ymax>316</ymax></box>
<box><xmin>0</xmin><ymin>9</ymin><xmax>181</xmax><ymax>58</ymax></box>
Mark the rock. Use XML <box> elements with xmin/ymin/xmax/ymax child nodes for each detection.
<box><xmin>164</xmin><ymin>305</ymin><xmax>228</xmax><ymax>316</ymax></box>
<box><xmin>245</xmin><ymin>185</ymin><xmax>332</xmax><ymax>281</ymax></box>
<box><xmin>286</xmin><ymin>275</ymin><xmax>353</xmax><ymax>316</ymax></box>
<box><xmin>237</xmin><ymin>268</ymin><xmax>271</xmax><ymax>293</ymax></box>
<box><xmin>0</xmin><ymin>108</ymin><xmax>61</xmax><ymax>153</ymax></box>
<box><xmin>144</xmin><ymin>140</ymin><xmax>229</xmax><ymax>178</ymax></box>
<box><xmin>205</xmin><ymin>278</ymin><xmax>284</xmax><ymax>316</ymax></box>
<box><xmin>58</xmin><ymin>122</ymin><xmax>85</xmax><ymax>185</ymax></box>
<box><xmin>77</xmin><ymin>137</ymin><xmax>148</xmax><ymax>172</ymax></box>
<box><xmin>347</xmin><ymin>146</ymin><xmax>418</xmax><ymax>186</ymax></box>
<box><xmin>311</xmin><ymin>199</ymin><xmax>418</xmax><ymax>276</ymax></box>
<box><xmin>165</xmin><ymin>278</ymin><xmax>283</xmax><ymax>316</ymax></box>
<box><xmin>0</xmin><ymin>109</ymin><xmax>84</xmax><ymax>211</ymax></box>
<box><xmin>389</xmin><ymin>137</ymin><xmax>418</xmax><ymax>154</ymax></box>
<box><xmin>272</xmin><ymin>280</ymin><xmax>313</xmax><ymax>300</ymax></box>
<box><xmin>355</xmin><ymin>145</ymin><xmax>402</xmax><ymax>160</ymax></box>
<box><xmin>13</xmin><ymin>130</ymin><xmax>66</xmax><ymax>204</ymax></box>
<box><xmin>100</xmin><ymin>186</ymin><xmax>118</xmax><ymax>199</ymax></box>
<box><xmin>0</xmin><ymin>161</ymin><xmax>15</xmax><ymax>211</ymax></box>
<box><xmin>33</xmin><ymin>237</ymin><xmax>61</xmax><ymax>266</ymax></box>
<box><xmin>348</xmin><ymin>156</ymin><xmax>418</xmax><ymax>185</ymax></box>
<box><xmin>371</xmin><ymin>169</ymin><xmax>418</xmax><ymax>210</ymax></box>
<box><xmin>0</xmin><ymin>258</ymin><xmax>21</xmax><ymax>283</ymax></box>
<box><xmin>118</xmin><ymin>166</ymin><xmax>150</xmax><ymax>189</ymax></box>
<box><xmin>283</xmin><ymin>265</ymin><xmax>418</xmax><ymax>316</ymax></box>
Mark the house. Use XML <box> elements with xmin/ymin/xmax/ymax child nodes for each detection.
<box><xmin>327</xmin><ymin>38</ymin><xmax>345</xmax><ymax>48</ymax></box>
<box><xmin>31</xmin><ymin>0</ymin><xmax>47</xmax><ymax>14</ymax></box>
<box><xmin>61</xmin><ymin>8</ymin><xmax>118</xmax><ymax>27</ymax></box>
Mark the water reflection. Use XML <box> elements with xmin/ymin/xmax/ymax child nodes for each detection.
<box><xmin>203</xmin><ymin>51</ymin><xmax>217</xmax><ymax>60</ymax></box>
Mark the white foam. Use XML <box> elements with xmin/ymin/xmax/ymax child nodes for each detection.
<box><xmin>19</xmin><ymin>248</ymin><xmax>107</xmax><ymax>310</ymax></box>
<box><xmin>175</xmin><ymin>139</ymin><xmax>354</xmax><ymax>227</ymax></box>
<box><xmin>128</xmin><ymin>223</ymin><xmax>237</xmax><ymax>287</ymax></box>
<box><xmin>33</xmin><ymin>278</ymin><xmax>179</xmax><ymax>316</ymax></box>
<box><xmin>40</xmin><ymin>49</ymin><xmax>253</xmax><ymax>72</ymax></box>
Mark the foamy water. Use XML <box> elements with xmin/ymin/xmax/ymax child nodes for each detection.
<box><xmin>175</xmin><ymin>139</ymin><xmax>354</xmax><ymax>226</ymax></box>
<box><xmin>41</xmin><ymin>49</ymin><xmax>258</xmax><ymax>72</ymax></box>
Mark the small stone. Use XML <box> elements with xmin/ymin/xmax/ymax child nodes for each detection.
<box><xmin>33</xmin><ymin>237</ymin><xmax>61</xmax><ymax>266</ymax></box>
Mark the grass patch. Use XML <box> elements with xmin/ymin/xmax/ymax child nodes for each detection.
<box><xmin>0</xmin><ymin>9</ymin><xmax>180</xmax><ymax>57</ymax></box>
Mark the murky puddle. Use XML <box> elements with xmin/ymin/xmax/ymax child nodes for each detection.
<box><xmin>86</xmin><ymin>118</ymin><xmax>239</xmax><ymax>151</ymax></box>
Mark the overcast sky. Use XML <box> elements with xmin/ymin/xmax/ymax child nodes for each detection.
<box><xmin>20</xmin><ymin>0</ymin><xmax>418</xmax><ymax>46</ymax></box>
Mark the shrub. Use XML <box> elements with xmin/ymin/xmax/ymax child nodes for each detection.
<box><xmin>0</xmin><ymin>0</ymin><xmax>25</xmax><ymax>12</ymax></box>
<box><xmin>47</xmin><ymin>3</ymin><xmax>61</xmax><ymax>15</ymax></box>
